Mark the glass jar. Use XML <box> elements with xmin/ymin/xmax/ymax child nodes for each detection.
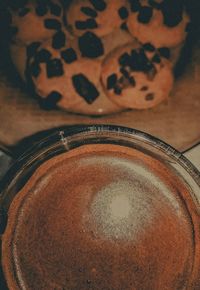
<box><xmin>0</xmin><ymin>125</ymin><xmax>199</xmax><ymax>290</ymax></box>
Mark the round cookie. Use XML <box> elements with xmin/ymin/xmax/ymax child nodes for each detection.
<box><xmin>101</xmin><ymin>43</ymin><xmax>174</xmax><ymax>109</ymax></box>
<box><xmin>26</xmin><ymin>40</ymin><xmax>101</xmax><ymax>110</ymax></box>
<box><xmin>8</xmin><ymin>0</ymin><xmax>64</xmax><ymax>44</ymax></box>
<box><xmin>9</xmin><ymin>28</ymin><xmax>72</xmax><ymax>80</ymax></box>
<box><xmin>127</xmin><ymin>0</ymin><xmax>190</xmax><ymax>48</ymax></box>
<box><xmin>66</xmin><ymin>0</ymin><xmax>129</xmax><ymax>37</ymax></box>
<box><xmin>10</xmin><ymin>26</ymin><xmax>135</xmax><ymax>115</ymax></box>
<box><xmin>10</xmin><ymin>37</ymin><xmax>122</xmax><ymax>114</ymax></box>
<box><xmin>68</xmin><ymin>28</ymin><xmax>134</xmax><ymax>115</ymax></box>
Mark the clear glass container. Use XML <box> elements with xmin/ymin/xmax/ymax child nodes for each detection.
<box><xmin>0</xmin><ymin>125</ymin><xmax>199</xmax><ymax>290</ymax></box>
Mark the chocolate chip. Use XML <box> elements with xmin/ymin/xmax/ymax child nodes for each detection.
<box><xmin>107</xmin><ymin>74</ymin><xmax>117</xmax><ymax>89</ymax></box>
<box><xmin>129</xmin><ymin>0</ymin><xmax>141</xmax><ymax>12</ymax></box>
<box><xmin>138</xmin><ymin>6</ymin><xmax>153</xmax><ymax>24</ymax></box>
<box><xmin>85</xmin><ymin>18</ymin><xmax>98</xmax><ymax>29</ymax></box>
<box><xmin>89</xmin><ymin>0</ymin><xmax>106</xmax><ymax>12</ymax></box>
<box><xmin>18</xmin><ymin>7</ymin><xmax>30</xmax><ymax>16</ymax></box>
<box><xmin>145</xmin><ymin>93</ymin><xmax>154</xmax><ymax>101</ymax></box>
<box><xmin>36</xmin><ymin>49</ymin><xmax>51</xmax><ymax>62</ymax></box>
<box><xmin>75</xmin><ymin>18</ymin><xmax>98</xmax><ymax>30</ymax></box>
<box><xmin>118</xmin><ymin>7</ymin><xmax>129</xmax><ymax>19</ymax></box>
<box><xmin>39</xmin><ymin>91</ymin><xmax>62</xmax><ymax>110</ymax></box>
<box><xmin>61</xmin><ymin>48</ymin><xmax>77</xmax><ymax>64</ymax></box>
<box><xmin>120</xmin><ymin>67</ymin><xmax>130</xmax><ymax>79</ymax></box>
<box><xmin>29</xmin><ymin>61</ymin><xmax>41</xmax><ymax>78</ymax></box>
<box><xmin>75</xmin><ymin>21</ymin><xmax>88</xmax><ymax>30</ymax></box>
<box><xmin>129</xmin><ymin>76</ymin><xmax>136</xmax><ymax>86</ymax></box>
<box><xmin>114</xmin><ymin>86</ymin><xmax>122</xmax><ymax>95</ymax></box>
<box><xmin>119</xmin><ymin>53</ymin><xmax>131</xmax><ymax>66</ymax></box>
<box><xmin>52</xmin><ymin>30</ymin><xmax>66</xmax><ymax>49</ymax></box>
<box><xmin>27</xmin><ymin>42</ymin><xmax>41</xmax><ymax>58</ymax></box>
<box><xmin>120</xmin><ymin>22</ymin><xmax>128</xmax><ymax>30</ymax></box>
<box><xmin>143</xmin><ymin>43</ymin><xmax>155</xmax><ymax>52</ymax></box>
<box><xmin>81</xmin><ymin>6</ymin><xmax>98</xmax><ymax>18</ymax></box>
<box><xmin>152</xmin><ymin>54</ymin><xmax>161</xmax><ymax>63</ymax></box>
<box><xmin>72</xmin><ymin>74</ymin><xmax>99</xmax><ymax>104</ymax></box>
<box><xmin>44</xmin><ymin>18</ymin><xmax>61</xmax><ymax>30</ymax></box>
<box><xmin>130</xmin><ymin>49</ymin><xmax>154</xmax><ymax>73</ymax></box>
<box><xmin>49</xmin><ymin>3</ymin><xmax>62</xmax><ymax>16</ymax></box>
<box><xmin>148</xmin><ymin>0</ymin><xmax>161</xmax><ymax>9</ymax></box>
<box><xmin>158</xmin><ymin>47</ymin><xmax>171</xmax><ymax>59</ymax></box>
<box><xmin>163</xmin><ymin>13</ymin><xmax>182</xmax><ymax>27</ymax></box>
<box><xmin>161</xmin><ymin>0</ymin><xmax>183</xmax><ymax>27</ymax></box>
<box><xmin>141</xmin><ymin>86</ymin><xmax>148</xmax><ymax>91</ymax></box>
<box><xmin>46</xmin><ymin>58</ymin><xmax>64</xmax><ymax>78</ymax></box>
<box><xmin>35</xmin><ymin>4</ymin><xmax>48</xmax><ymax>16</ymax></box>
<box><xmin>78</xmin><ymin>32</ymin><xmax>104</xmax><ymax>58</ymax></box>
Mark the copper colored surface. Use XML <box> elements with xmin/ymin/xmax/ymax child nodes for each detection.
<box><xmin>2</xmin><ymin>144</ymin><xmax>199</xmax><ymax>290</ymax></box>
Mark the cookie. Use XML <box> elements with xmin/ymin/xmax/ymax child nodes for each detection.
<box><xmin>66</xmin><ymin>0</ymin><xmax>129</xmax><ymax>37</ymax></box>
<box><xmin>67</xmin><ymin>81</ymin><xmax>122</xmax><ymax>115</ymax></box>
<box><xmin>26</xmin><ymin>39</ymin><xmax>100</xmax><ymax>109</ymax></box>
<box><xmin>10</xmin><ymin>37</ymin><xmax>122</xmax><ymax>115</ymax></box>
<box><xmin>10</xmin><ymin>27</ymin><xmax>72</xmax><ymax>79</ymax></box>
<box><xmin>8</xmin><ymin>0</ymin><xmax>64</xmax><ymax>44</ymax></box>
<box><xmin>68</xmin><ymin>29</ymin><xmax>134</xmax><ymax>114</ymax></box>
<box><xmin>127</xmin><ymin>0</ymin><xmax>190</xmax><ymax>48</ymax></box>
<box><xmin>101</xmin><ymin>43</ymin><xmax>174</xmax><ymax>109</ymax></box>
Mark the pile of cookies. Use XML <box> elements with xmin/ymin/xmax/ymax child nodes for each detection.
<box><xmin>3</xmin><ymin>0</ymin><xmax>191</xmax><ymax>115</ymax></box>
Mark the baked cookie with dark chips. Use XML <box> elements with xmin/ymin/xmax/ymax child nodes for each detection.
<box><xmin>8</xmin><ymin>0</ymin><xmax>64</xmax><ymax>44</ymax></box>
<box><xmin>7</xmin><ymin>0</ymin><xmax>191</xmax><ymax>115</ymax></box>
<box><xmin>101</xmin><ymin>42</ymin><xmax>174</xmax><ymax>109</ymax></box>
<box><xmin>10</xmin><ymin>37</ymin><xmax>121</xmax><ymax>114</ymax></box>
<box><xmin>66</xmin><ymin>0</ymin><xmax>129</xmax><ymax>37</ymax></box>
<box><xmin>127</xmin><ymin>0</ymin><xmax>190</xmax><ymax>47</ymax></box>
